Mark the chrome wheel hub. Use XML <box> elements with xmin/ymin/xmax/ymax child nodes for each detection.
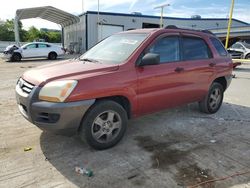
<box><xmin>91</xmin><ymin>111</ymin><xmax>122</xmax><ymax>143</ymax></box>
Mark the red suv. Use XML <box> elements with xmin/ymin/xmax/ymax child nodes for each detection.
<box><xmin>16</xmin><ymin>28</ymin><xmax>233</xmax><ymax>149</ymax></box>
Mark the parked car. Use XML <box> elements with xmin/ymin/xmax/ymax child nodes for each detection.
<box><xmin>228</xmin><ymin>42</ymin><xmax>250</xmax><ymax>59</ymax></box>
<box><xmin>3</xmin><ymin>42</ymin><xmax>65</xmax><ymax>62</ymax></box>
<box><xmin>16</xmin><ymin>28</ymin><xmax>233</xmax><ymax>150</ymax></box>
<box><xmin>227</xmin><ymin>49</ymin><xmax>244</xmax><ymax>59</ymax></box>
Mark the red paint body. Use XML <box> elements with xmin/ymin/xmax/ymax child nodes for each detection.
<box><xmin>23</xmin><ymin>29</ymin><xmax>233</xmax><ymax>118</ymax></box>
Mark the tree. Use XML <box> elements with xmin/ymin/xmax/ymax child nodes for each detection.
<box><xmin>0</xmin><ymin>18</ymin><xmax>61</xmax><ymax>43</ymax></box>
<box><xmin>0</xmin><ymin>19</ymin><xmax>27</xmax><ymax>41</ymax></box>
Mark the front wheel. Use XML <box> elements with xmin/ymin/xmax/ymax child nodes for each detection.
<box><xmin>79</xmin><ymin>100</ymin><xmax>128</xmax><ymax>150</ymax></box>
<box><xmin>11</xmin><ymin>53</ymin><xmax>21</xmax><ymax>62</ymax></box>
<box><xmin>199</xmin><ymin>82</ymin><xmax>224</xmax><ymax>114</ymax></box>
<box><xmin>245</xmin><ymin>54</ymin><xmax>250</xmax><ymax>59</ymax></box>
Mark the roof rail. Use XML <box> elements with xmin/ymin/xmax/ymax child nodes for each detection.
<box><xmin>164</xmin><ymin>25</ymin><xmax>215</xmax><ymax>35</ymax></box>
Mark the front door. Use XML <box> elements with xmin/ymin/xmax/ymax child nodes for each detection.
<box><xmin>136</xmin><ymin>35</ymin><xmax>190</xmax><ymax>115</ymax></box>
<box><xmin>22</xmin><ymin>43</ymin><xmax>38</xmax><ymax>58</ymax></box>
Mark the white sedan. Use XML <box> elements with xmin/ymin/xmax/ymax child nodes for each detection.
<box><xmin>3</xmin><ymin>42</ymin><xmax>65</xmax><ymax>62</ymax></box>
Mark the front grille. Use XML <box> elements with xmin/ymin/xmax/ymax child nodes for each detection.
<box><xmin>17</xmin><ymin>78</ymin><xmax>35</xmax><ymax>94</ymax></box>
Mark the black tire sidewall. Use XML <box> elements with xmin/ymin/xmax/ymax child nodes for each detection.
<box><xmin>80</xmin><ymin>100</ymin><xmax>128</xmax><ymax>150</ymax></box>
<box><xmin>49</xmin><ymin>52</ymin><xmax>57</xmax><ymax>60</ymax></box>
<box><xmin>206</xmin><ymin>83</ymin><xmax>224</xmax><ymax>114</ymax></box>
<box><xmin>246</xmin><ymin>54</ymin><xmax>250</xmax><ymax>59</ymax></box>
<box><xmin>12</xmin><ymin>53</ymin><xmax>21</xmax><ymax>62</ymax></box>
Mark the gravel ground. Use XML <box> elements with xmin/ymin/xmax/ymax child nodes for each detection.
<box><xmin>0</xmin><ymin>57</ymin><xmax>249</xmax><ymax>188</ymax></box>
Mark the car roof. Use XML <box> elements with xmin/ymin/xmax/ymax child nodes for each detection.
<box><xmin>120</xmin><ymin>28</ymin><xmax>214</xmax><ymax>37</ymax></box>
<box><xmin>236</xmin><ymin>42</ymin><xmax>250</xmax><ymax>49</ymax></box>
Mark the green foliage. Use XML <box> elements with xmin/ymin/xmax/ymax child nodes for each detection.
<box><xmin>0</xmin><ymin>19</ymin><xmax>61</xmax><ymax>43</ymax></box>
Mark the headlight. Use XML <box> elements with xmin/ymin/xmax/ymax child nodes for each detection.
<box><xmin>39</xmin><ymin>80</ymin><xmax>77</xmax><ymax>102</ymax></box>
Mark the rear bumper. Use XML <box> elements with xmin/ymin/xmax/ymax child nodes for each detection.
<box><xmin>16</xmin><ymin>83</ymin><xmax>95</xmax><ymax>134</ymax></box>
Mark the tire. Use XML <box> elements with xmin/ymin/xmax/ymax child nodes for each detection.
<box><xmin>246</xmin><ymin>54</ymin><xmax>250</xmax><ymax>59</ymax></box>
<box><xmin>199</xmin><ymin>82</ymin><xmax>224</xmax><ymax>114</ymax></box>
<box><xmin>48</xmin><ymin>52</ymin><xmax>57</xmax><ymax>60</ymax></box>
<box><xmin>79</xmin><ymin>100</ymin><xmax>128</xmax><ymax>150</ymax></box>
<box><xmin>11</xmin><ymin>53</ymin><xmax>21</xmax><ymax>62</ymax></box>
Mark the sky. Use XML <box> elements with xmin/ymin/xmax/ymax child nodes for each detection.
<box><xmin>0</xmin><ymin>0</ymin><xmax>249</xmax><ymax>30</ymax></box>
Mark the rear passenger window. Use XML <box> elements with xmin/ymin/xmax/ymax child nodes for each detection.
<box><xmin>182</xmin><ymin>37</ymin><xmax>211</xmax><ymax>60</ymax></box>
<box><xmin>149</xmin><ymin>36</ymin><xmax>180</xmax><ymax>63</ymax></box>
<box><xmin>38</xmin><ymin>44</ymin><xmax>47</xmax><ymax>48</ymax></box>
<box><xmin>210</xmin><ymin>38</ymin><xmax>228</xmax><ymax>56</ymax></box>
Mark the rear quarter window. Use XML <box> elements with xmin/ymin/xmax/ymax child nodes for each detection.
<box><xmin>210</xmin><ymin>37</ymin><xmax>228</xmax><ymax>56</ymax></box>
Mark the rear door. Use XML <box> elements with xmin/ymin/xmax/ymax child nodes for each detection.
<box><xmin>37</xmin><ymin>43</ymin><xmax>49</xmax><ymax>57</ymax></box>
<box><xmin>179</xmin><ymin>34</ymin><xmax>215</xmax><ymax>100</ymax></box>
<box><xmin>136</xmin><ymin>34</ymin><xmax>194</xmax><ymax>115</ymax></box>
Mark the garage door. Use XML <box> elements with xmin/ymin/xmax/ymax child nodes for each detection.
<box><xmin>98</xmin><ymin>25</ymin><xmax>123</xmax><ymax>41</ymax></box>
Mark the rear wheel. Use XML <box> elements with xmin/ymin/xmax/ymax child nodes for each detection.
<box><xmin>79</xmin><ymin>100</ymin><xmax>128</xmax><ymax>150</ymax></box>
<box><xmin>48</xmin><ymin>52</ymin><xmax>57</xmax><ymax>60</ymax></box>
<box><xmin>199</xmin><ymin>82</ymin><xmax>224</xmax><ymax>114</ymax></box>
<box><xmin>11</xmin><ymin>53</ymin><xmax>21</xmax><ymax>62</ymax></box>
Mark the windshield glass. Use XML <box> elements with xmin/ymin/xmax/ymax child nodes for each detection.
<box><xmin>80</xmin><ymin>33</ymin><xmax>148</xmax><ymax>64</ymax></box>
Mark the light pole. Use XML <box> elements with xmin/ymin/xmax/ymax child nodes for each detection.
<box><xmin>154</xmin><ymin>3</ymin><xmax>170</xmax><ymax>28</ymax></box>
<box><xmin>225</xmin><ymin>0</ymin><xmax>235</xmax><ymax>49</ymax></box>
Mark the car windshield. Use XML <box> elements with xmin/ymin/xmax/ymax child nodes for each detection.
<box><xmin>80</xmin><ymin>33</ymin><xmax>148</xmax><ymax>64</ymax></box>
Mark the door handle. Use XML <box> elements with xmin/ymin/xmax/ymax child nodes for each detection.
<box><xmin>209</xmin><ymin>62</ymin><xmax>216</xmax><ymax>67</ymax></box>
<box><xmin>175</xmin><ymin>67</ymin><xmax>184</xmax><ymax>73</ymax></box>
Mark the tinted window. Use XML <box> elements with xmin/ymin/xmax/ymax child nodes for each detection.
<box><xmin>38</xmin><ymin>44</ymin><xmax>47</xmax><ymax>48</ymax></box>
<box><xmin>26</xmin><ymin>44</ymin><xmax>37</xmax><ymax>49</ymax></box>
<box><xmin>149</xmin><ymin>36</ymin><xmax>180</xmax><ymax>63</ymax></box>
<box><xmin>231</xmin><ymin>43</ymin><xmax>244</xmax><ymax>49</ymax></box>
<box><xmin>182</xmin><ymin>37</ymin><xmax>211</xmax><ymax>60</ymax></box>
<box><xmin>210</xmin><ymin>38</ymin><xmax>227</xmax><ymax>56</ymax></box>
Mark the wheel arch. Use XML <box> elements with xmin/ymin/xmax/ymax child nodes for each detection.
<box><xmin>95</xmin><ymin>95</ymin><xmax>131</xmax><ymax>119</ymax></box>
<box><xmin>77</xmin><ymin>95</ymin><xmax>131</xmax><ymax>134</ymax></box>
<box><xmin>213</xmin><ymin>76</ymin><xmax>227</xmax><ymax>91</ymax></box>
<box><xmin>48</xmin><ymin>51</ymin><xmax>57</xmax><ymax>56</ymax></box>
<box><xmin>245</xmin><ymin>53</ymin><xmax>250</xmax><ymax>59</ymax></box>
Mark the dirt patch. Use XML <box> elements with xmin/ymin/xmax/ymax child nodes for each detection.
<box><xmin>175</xmin><ymin>163</ymin><xmax>215</xmax><ymax>188</ymax></box>
<box><xmin>135</xmin><ymin>136</ymin><xmax>205</xmax><ymax>171</ymax></box>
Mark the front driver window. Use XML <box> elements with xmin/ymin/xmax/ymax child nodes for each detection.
<box><xmin>26</xmin><ymin>44</ymin><xmax>37</xmax><ymax>49</ymax></box>
<box><xmin>149</xmin><ymin>36</ymin><xmax>180</xmax><ymax>63</ymax></box>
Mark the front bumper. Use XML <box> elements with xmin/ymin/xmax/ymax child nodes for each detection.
<box><xmin>15</xmin><ymin>81</ymin><xmax>95</xmax><ymax>134</ymax></box>
<box><xmin>2</xmin><ymin>53</ymin><xmax>12</xmax><ymax>61</ymax></box>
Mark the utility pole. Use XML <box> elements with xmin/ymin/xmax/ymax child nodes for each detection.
<box><xmin>154</xmin><ymin>3</ymin><xmax>170</xmax><ymax>28</ymax></box>
<box><xmin>225</xmin><ymin>0</ymin><xmax>235</xmax><ymax>49</ymax></box>
<box><xmin>97</xmin><ymin>0</ymin><xmax>100</xmax><ymax>24</ymax></box>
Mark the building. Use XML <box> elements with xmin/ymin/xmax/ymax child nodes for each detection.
<box><xmin>63</xmin><ymin>11</ymin><xmax>250</xmax><ymax>53</ymax></box>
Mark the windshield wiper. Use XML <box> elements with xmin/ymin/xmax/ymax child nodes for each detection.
<box><xmin>80</xmin><ymin>58</ymin><xmax>100</xmax><ymax>63</ymax></box>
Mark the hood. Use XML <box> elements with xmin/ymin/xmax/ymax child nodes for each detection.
<box><xmin>4</xmin><ymin>45</ymin><xmax>19</xmax><ymax>53</ymax></box>
<box><xmin>22</xmin><ymin>59</ymin><xmax>119</xmax><ymax>86</ymax></box>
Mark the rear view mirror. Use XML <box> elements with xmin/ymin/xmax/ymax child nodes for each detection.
<box><xmin>138</xmin><ymin>53</ymin><xmax>160</xmax><ymax>66</ymax></box>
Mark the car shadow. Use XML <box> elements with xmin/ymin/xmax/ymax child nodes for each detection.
<box><xmin>39</xmin><ymin>102</ymin><xmax>250</xmax><ymax>187</ymax></box>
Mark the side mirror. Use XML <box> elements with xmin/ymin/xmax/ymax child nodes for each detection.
<box><xmin>23</xmin><ymin>47</ymin><xmax>27</xmax><ymax>50</ymax></box>
<box><xmin>138</xmin><ymin>53</ymin><xmax>160</xmax><ymax>66</ymax></box>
